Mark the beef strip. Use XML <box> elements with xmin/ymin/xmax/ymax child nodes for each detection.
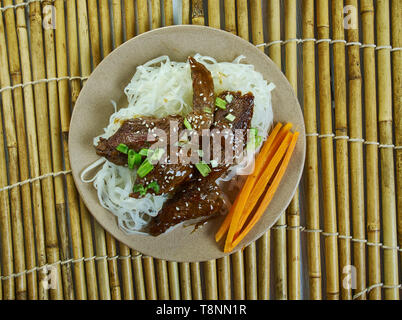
<box><xmin>95</xmin><ymin>115</ymin><xmax>183</xmax><ymax>166</ymax></box>
<box><xmin>148</xmin><ymin>180</ymin><xmax>225</xmax><ymax>236</ymax></box>
<box><xmin>130</xmin><ymin>159</ymin><xmax>194</xmax><ymax>197</ymax></box>
<box><xmin>203</xmin><ymin>91</ymin><xmax>255</xmax><ymax>181</ymax></box>
<box><xmin>186</xmin><ymin>57</ymin><xmax>215</xmax><ymax>131</ymax></box>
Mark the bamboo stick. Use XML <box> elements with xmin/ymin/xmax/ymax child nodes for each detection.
<box><xmin>391</xmin><ymin>0</ymin><xmax>402</xmax><ymax>268</ymax></box>
<box><xmin>250</xmin><ymin>0</ymin><xmax>263</xmax><ymax>46</ymax></box>
<box><xmin>284</xmin><ymin>0</ymin><xmax>301</xmax><ymax>300</ymax></box>
<box><xmin>267</xmin><ymin>0</ymin><xmax>281</xmax><ymax>64</ymax></box>
<box><xmin>376</xmin><ymin>0</ymin><xmax>400</xmax><ymax>300</ymax></box>
<box><xmin>302</xmin><ymin>0</ymin><xmax>322</xmax><ymax>300</ymax></box>
<box><xmin>110</xmin><ymin>1</ymin><xmax>136</xmax><ymax>300</ymax></box>
<box><xmin>65</xmin><ymin>0</ymin><xmax>93</xmax><ymax>300</ymax></box>
<box><xmin>119</xmin><ymin>246</ymin><xmax>134</xmax><ymax>300</ymax></box>
<box><xmin>208</xmin><ymin>0</ymin><xmax>220</xmax><ymax>29</ymax></box>
<box><xmin>124</xmin><ymin>0</ymin><xmax>136</xmax><ymax>39</ymax></box>
<box><xmin>94</xmin><ymin>223</ymin><xmax>111</xmax><ymax>300</ymax></box>
<box><xmin>143</xmin><ymin>256</ymin><xmax>158</xmax><ymax>299</ymax></box>
<box><xmin>137</xmin><ymin>0</ymin><xmax>149</xmax><ymax>34</ymax></box>
<box><xmin>204</xmin><ymin>260</ymin><xmax>218</xmax><ymax>300</ymax></box>
<box><xmin>76</xmin><ymin>0</ymin><xmax>105</xmax><ymax>300</ymax></box>
<box><xmin>67</xmin><ymin>0</ymin><xmax>82</xmax><ymax>107</ymax></box>
<box><xmin>164</xmin><ymin>0</ymin><xmax>173</xmax><ymax>26</ymax></box>
<box><xmin>151</xmin><ymin>0</ymin><xmax>161</xmax><ymax>29</ymax></box>
<box><xmin>148</xmin><ymin>4</ymin><xmax>171</xmax><ymax>300</ymax></box>
<box><xmin>236</xmin><ymin>0</ymin><xmax>248</xmax><ymax>40</ymax></box>
<box><xmin>190</xmin><ymin>262</ymin><xmax>202</xmax><ymax>299</ymax></box>
<box><xmin>99</xmin><ymin>0</ymin><xmax>113</xmax><ymax>56</ymax></box>
<box><xmin>331</xmin><ymin>0</ymin><xmax>352</xmax><ymax>300</ymax></box>
<box><xmin>85</xmin><ymin>0</ymin><xmax>112</xmax><ymax>300</ymax></box>
<box><xmin>132</xmin><ymin>250</ymin><xmax>146</xmax><ymax>300</ymax></box>
<box><xmin>224</xmin><ymin>0</ymin><xmax>236</xmax><ymax>34</ymax></box>
<box><xmin>88</xmin><ymin>0</ymin><xmax>102</xmax><ymax>66</ymax></box>
<box><xmin>192</xmin><ymin>0</ymin><xmax>204</xmax><ymax>25</ymax></box>
<box><xmin>0</xmin><ymin>262</ymin><xmax>2</xmax><ymax>299</ymax></box>
<box><xmin>205</xmin><ymin>4</ymin><xmax>225</xmax><ymax>301</ymax></box>
<box><xmin>361</xmin><ymin>0</ymin><xmax>382</xmax><ymax>300</ymax></box>
<box><xmin>1</xmin><ymin>0</ymin><xmax>29</xmax><ymax>300</ymax></box>
<box><xmin>257</xmin><ymin>235</ymin><xmax>269</xmax><ymax>299</ymax></box>
<box><xmin>112</xmin><ymin>0</ymin><xmax>123</xmax><ymax>46</ymax></box>
<box><xmin>29</xmin><ymin>1</ymin><xmax>64</xmax><ymax>300</ymax></box>
<box><xmin>245</xmin><ymin>244</ymin><xmax>258</xmax><ymax>300</ymax></box>
<box><xmin>14</xmin><ymin>0</ymin><xmax>47</xmax><ymax>300</ymax></box>
<box><xmin>179</xmin><ymin>263</ymin><xmax>192</xmax><ymax>299</ymax></box>
<box><xmin>42</xmin><ymin>0</ymin><xmax>73</xmax><ymax>300</ymax></box>
<box><xmin>345</xmin><ymin>0</ymin><xmax>367</xmax><ymax>300</ymax></box>
<box><xmin>236</xmin><ymin>1</ymin><xmax>259</xmax><ymax>300</ymax></box>
<box><xmin>123</xmin><ymin>18</ymin><xmax>146</xmax><ymax>302</ymax></box>
<box><xmin>267</xmin><ymin>0</ymin><xmax>287</xmax><ymax>300</ymax></box>
<box><xmin>99</xmin><ymin>0</ymin><xmax>122</xmax><ymax>300</ymax></box>
<box><xmin>316</xmin><ymin>0</ymin><xmax>340</xmax><ymax>300</ymax></box>
<box><xmin>182</xmin><ymin>0</ymin><xmax>190</xmax><ymax>24</ymax></box>
<box><xmin>63</xmin><ymin>1</ymin><xmax>98</xmax><ymax>299</ymax></box>
<box><xmin>232</xmin><ymin>251</ymin><xmax>245</xmax><ymax>299</ymax></box>
<box><xmin>0</xmin><ymin>9</ymin><xmax>15</xmax><ymax>300</ymax></box>
<box><xmin>226</xmin><ymin>1</ymin><xmax>247</xmax><ymax>301</ymax></box>
<box><xmin>167</xmin><ymin>261</ymin><xmax>181</xmax><ymax>299</ymax></box>
<box><xmin>3</xmin><ymin>3</ymin><xmax>38</xmax><ymax>299</ymax></box>
<box><xmin>155</xmin><ymin>260</ymin><xmax>170</xmax><ymax>299</ymax></box>
<box><xmin>217</xmin><ymin>256</ymin><xmax>231</xmax><ymax>299</ymax></box>
<box><xmin>105</xmin><ymin>237</ymin><xmax>121</xmax><ymax>299</ymax></box>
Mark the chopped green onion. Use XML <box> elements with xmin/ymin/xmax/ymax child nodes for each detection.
<box><xmin>195</xmin><ymin>162</ymin><xmax>211</xmax><ymax>177</ymax></box>
<box><xmin>197</xmin><ymin>150</ymin><xmax>204</xmax><ymax>157</ymax></box>
<box><xmin>137</xmin><ymin>159</ymin><xmax>154</xmax><ymax>178</ymax></box>
<box><xmin>148</xmin><ymin>148</ymin><xmax>165</xmax><ymax>162</ymax></box>
<box><xmin>246</xmin><ymin>134</ymin><xmax>263</xmax><ymax>151</ymax></box>
<box><xmin>133</xmin><ymin>184</ymin><xmax>147</xmax><ymax>196</ymax></box>
<box><xmin>146</xmin><ymin>181</ymin><xmax>160</xmax><ymax>194</ymax></box>
<box><xmin>225</xmin><ymin>113</ymin><xmax>236</xmax><ymax>122</ymax></box>
<box><xmin>215</xmin><ymin>97</ymin><xmax>227</xmax><ymax>110</ymax></box>
<box><xmin>139</xmin><ymin>148</ymin><xmax>149</xmax><ymax>156</ymax></box>
<box><xmin>225</xmin><ymin>94</ymin><xmax>233</xmax><ymax>103</ymax></box>
<box><xmin>127</xmin><ymin>149</ymin><xmax>136</xmax><ymax>169</ymax></box>
<box><xmin>250</xmin><ymin>128</ymin><xmax>258</xmax><ymax>137</ymax></box>
<box><xmin>203</xmin><ymin>107</ymin><xmax>212</xmax><ymax>114</ymax></box>
<box><xmin>184</xmin><ymin>118</ymin><xmax>192</xmax><ymax>130</ymax></box>
<box><xmin>210</xmin><ymin>159</ymin><xmax>218</xmax><ymax>168</ymax></box>
<box><xmin>116</xmin><ymin>143</ymin><xmax>129</xmax><ymax>154</ymax></box>
<box><xmin>255</xmin><ymin>135</ymin><xmax>263</xmax><ymax>146</ymax></box>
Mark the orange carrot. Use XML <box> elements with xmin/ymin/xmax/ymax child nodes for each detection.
<box><xmin>222</xmin><ymin>124</ymin><xmax>294</xmax><ymax>252</ymax></box>
<box><xmin>236</xmin><ymin>131</ymin><xmax>293</xmax><ymax>232</ymax></box>
<box><xmin>227</xmin><ymin>132</ymin><xmax>299</xmax><ymax>252</ymax></box>
<box><xmin>215</xmin><ymin>122</ymin><xmax>283</xmax><ymax>242</ymax></box>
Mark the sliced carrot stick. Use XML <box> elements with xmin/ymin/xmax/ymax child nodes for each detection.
<box><xmin>264</xmin><ymin>122</ymin><xmax>293</xmax><ymax>161</ymax></box>
<box><xmin>223</xmin><ymin>131</ymin><xmax>294</xmax><ymax>252</ymax></box>
<box><xmin>236</xmin><ymin>131</ymin><xmax>293</xmax><ymax>232</ymax></box>
<box><xmin>227</xmin><ymin>132</ymin><xmax>299</xmax><ymax>252</ymax></box>
<box><xmin>215</xmin><ymin>122</ymin><xmax>283</xmax><ymax>242</ymax></box>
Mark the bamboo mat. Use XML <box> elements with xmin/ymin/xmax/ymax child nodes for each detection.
<box><xmin>0</xmin><ymin>0</ymin><xmax>401</xmax><ymax>300</ymax></box>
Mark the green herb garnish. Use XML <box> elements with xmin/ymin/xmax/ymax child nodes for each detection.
<box><xmin>116</xmin><ymin>143</ymin><xmax>129</xmax><ymax>154</ymax></box>
<box><xmin>137</xmin><ymin>159</ymin><xmax>154</xmax><ymax>178</ymax></box>
<box><xmin>195</xmin><ymin>162</ymin><xmax>211</xmax><ymax>177</ymax></box>
<box><xmin>184</xmin><ymin>118</ymin><xmax>192</xmax><ymax>130</ymax></box>
<box><xmin>215</xmin><ymin>97</ymin><xmax>227</xmax><ymax>110</ymax></box>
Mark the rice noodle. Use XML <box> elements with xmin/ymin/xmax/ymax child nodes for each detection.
<box><xmin>84</xmin><ymin>54</ymin><xmax>275</xmax><ymax>234</ymax></box>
